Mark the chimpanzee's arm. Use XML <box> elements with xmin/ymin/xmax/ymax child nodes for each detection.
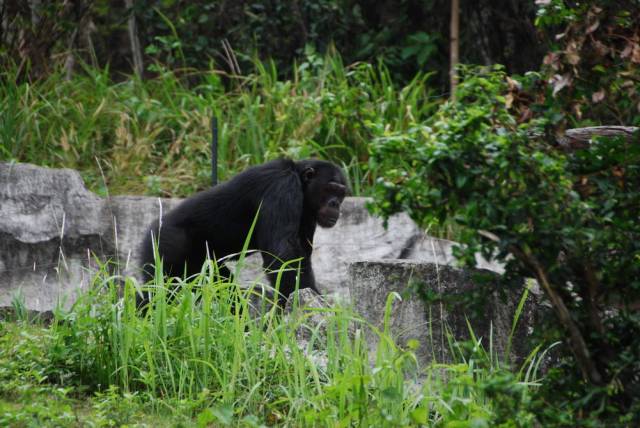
<box><xmin>255</xmin><ymin>172</ymin><xmax>316</xmax><ymax>304</ymax></box>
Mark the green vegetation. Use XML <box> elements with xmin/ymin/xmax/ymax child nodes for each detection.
<box><xmin>1</xmin><ymin>0</ymin><xmax>639</xmax><ymax>426</ymax></box>
<box><xmin>368</xmin><ymin>3</ymin><xmax>640</xmax><ymax>423</ymax></box>
<box><xmin>0</xmin><ymin>51</ymin><xmax>436</xmax><ymax>197</ymax></box>
<box><xmin>370</xmin><ymin>64</ymin><xmax>639</xmax><ymax>425</ymax></box>
<box><xmin>0</xmin><ymin>263</ymin><xmax>542</xmax><ymax>427</ymax></box>
<box><xmin>0</xmin><ymin>1</ymin><xmax>542</xmax><ymax>89</ymax></box>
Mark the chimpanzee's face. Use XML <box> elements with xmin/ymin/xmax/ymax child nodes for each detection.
<box><xmin>316</xmin><ymin>180</ymin><xmax>347</xmax><ymax>227</ymax></box>
<box><xmin>300</xmin><ymin>161</ymin><xmax>348</xmax><ymax>228</ymax></box>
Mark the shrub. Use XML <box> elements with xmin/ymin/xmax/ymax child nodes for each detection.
<box><xmin>369</xmin><ymin>65</ymin><xmax>640</xmax><ymax>425</ymax></box>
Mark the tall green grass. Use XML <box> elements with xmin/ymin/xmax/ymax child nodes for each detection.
<box><xmin>0</xmin><ymin>214</ymin><xmax>547</xmax><ymax>425</ymax></box>
<box><xmin>6</xmin><ymin>257</ymin><xmax>544</xmax><ymax>427</ymax></box>
<box><xmin>49</xmin><ymin>264</ymin><xmax>417</xmax><ymax>425</ymax></box>
<box><xmin>0</xmin><ymin>51</ymin><xmax>439</xmax><ymax>197</ymax></box>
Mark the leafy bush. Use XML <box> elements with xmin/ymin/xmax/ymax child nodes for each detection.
<box><xmin>369</xmin><ymin>65</ymin><xmax>640</xmax><ymax>425</ymax></box>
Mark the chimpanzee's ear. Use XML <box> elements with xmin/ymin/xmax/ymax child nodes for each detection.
<box><xmin>302</xmin><ymin>167</ymin><xmax>315</xmax><ymax>183</ymax></box>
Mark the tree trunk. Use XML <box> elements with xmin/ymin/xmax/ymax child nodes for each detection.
<box><xmin>125</xmin><ymin>0</ymin><xmax>143</xmax><ymax>78</ymax></box>
<box><xmin>450</xmin><ymin>0</ymin><xmax>460</xmax><ymax>100</ymax></box>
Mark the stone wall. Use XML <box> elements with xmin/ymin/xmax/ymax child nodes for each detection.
<box><xmin>1</xmin><ymin>162</ymin><xmax>539</xmax><ymax>364</ymax></box>
<box><xmin>349</xmin><ymin>260</ymin><xmax>535</xmax><ymax>365</ymax></box>
<box><xmin>1</xmin><ymin>162</ymin><xmax>505</xmax><ymax>311</ymax></box>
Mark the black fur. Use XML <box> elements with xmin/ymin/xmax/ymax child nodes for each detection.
<box><xmin>138</xmin><ymin>158</ymin><xmax>347</xmax><ymax>306</ymax></box>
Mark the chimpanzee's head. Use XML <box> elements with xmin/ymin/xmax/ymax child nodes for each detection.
<box><xmin>298</xmin><ymin>160</ymin><xmax>348</xmax><ymax>228</ymax></box>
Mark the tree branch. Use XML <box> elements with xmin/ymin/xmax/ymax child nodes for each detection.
<box><xmin>557</xmin><ymin>126</ymin><xmax>639</xmax><ymax>150</ymax></box>
<box><xmin>509</xmin><ymin>244</ymin><xmax>604</xmax><ymax>385</ymax></box>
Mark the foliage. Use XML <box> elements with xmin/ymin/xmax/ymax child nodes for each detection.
<box><xmin>0</xmin><ymin>1</ymin><xmax>92</xmax><ymax>81</ymax></box>
<box><xmin>136</xmin><ymin>0</ymin><xmax>344</xmax><ymax>75</ymax></box>
<box><xmin>130</xmin><ymin>0</ymin><xmax>543</xmax><ymax>87</ymax></box>
<box><xmin>0</xmin><ymin>0</ymin><xmax>544</xmax><ymax>89</ymax></box>
<box><xmin>0</xmin><ymin>262</ymin><xmax>543</xmax><ymax>427</ymax></box>
<box><xmin>535</xmin><ymin>0</ymin><xmax>640</xmax><ymax>127</ymax></box>
<box><xmin>369</xmin><ymin>64</ymin><xmax>640</xmax><ymax>425</ymax></box>
<box><xmin>0</xmin><ymin>52</ymin><xmax>437</xmax><ymax>197</ymax></box>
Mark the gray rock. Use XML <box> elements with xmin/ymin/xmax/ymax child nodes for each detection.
<box><xmin>0</xmin><ymin>162</ymin><xmax>190</xmax><ymax>313</ymax></box>
<box><xmin>284</xmin><ymin>288</ymin><xmax>334</xmax><ymax>371</ymax></box>
<box><xmin>405</xmin><ymin>234</ymin><xmax>505</xmax><ymax>274</ymax></box>
<box><xmin>108</xmin><ymin>195</ymin><xmax>182</xmax><ymax>278</ymax></box>
<box><xmin>348</xmin><ymin>260</ymin><xmax>535</xmax><ymax>366</ymax></box>
<box><xmin>0</xmin><ymin>163</ymin><xmax>106</xmax><ymax>243</ymax></box>
<box><xmin>312</xmin><ymin>197</ymin><xmax>421</xmax><ymax>298</ymax></box>
<box><xmin>284</xmin><ymin>288</ymin><xmax>331</xmax><ymax>341</ymax></box>
<box><xmin>0</xmin><ymin>163</ymin><xmax>112</xmax><ymax>312</ymax></box>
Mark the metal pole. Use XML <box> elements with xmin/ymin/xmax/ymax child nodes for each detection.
<box><xmin>211</xmin><ymin>116</ymin><xmax>218</xmax><ymax>186</ymax></box>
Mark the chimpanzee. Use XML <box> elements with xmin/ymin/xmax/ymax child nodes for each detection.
<box><xmin>138</xmin><ymin>158</ymin><xmax>348</xmax><ymax>307</ymax></box>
